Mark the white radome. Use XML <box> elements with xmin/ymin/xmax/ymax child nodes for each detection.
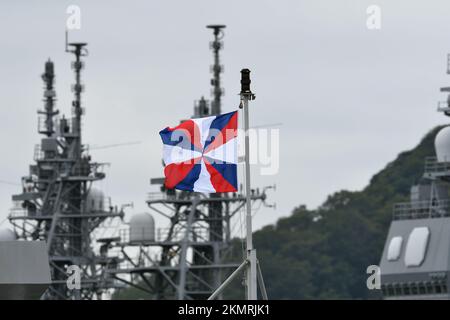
<box><xmin>435</xmin><ymin>126</ymin><xmax>450</xmax><ymax>162</ymax></box>
<box><xmin>404</xmin><ymin>227</ymin><xmax>430</xmax><ymax>267</ymax></box>
<box><xmin>129</xmin><ymin>212</ymin><xmax>155</xmax><ymax>243</ymax></box>
<box><xmin>86</xmin><ymin>188</ymin><xmax>105</xmax><ymax>212</ymax></box>
<box><xmin>0</xmin><ymin>228</ymin><xmax>16</xmax><ymax>241</ymax></box>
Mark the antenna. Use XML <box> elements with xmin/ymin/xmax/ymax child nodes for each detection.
<box><xmin>65</xmin><ymin>30</ymin><xmax>88</xmax><ymax>159</ymax></box>
<box><xmin>65</xmin><ymin>29</ymin><xmax>69</xmax><ymax>52</ymax></box>
<box><xmin>0</xmin><ymin>180</ymin><xmax>20</xmax><ymax>187</ymax></box>
<box><xmin>89</xmin><ymin>141</ymin><xmax>142</xmax><ymax>151</ymax></box>
<box><xmin>447</xmin><ymin>53</ymin><xmax>450</xmax><ymax>74</ymax></box>
<box><xmin>207</xmin><ymin>25</ymin><xmax>226</xmax><ymax>115</ymax></box>
<box><xmin>38</xmin><ymin>59</ymin><xmax>58</xmax><ymax>136</ymax></box>
<box><xmin>438</xmin><ymin>54</ymin><xmax>450</xmax><ymax>116</ymax></box>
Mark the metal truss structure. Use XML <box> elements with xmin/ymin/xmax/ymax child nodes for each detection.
<box><xmin>8</xmin><ymin>41</ymin><xmax>124</xmax><ymax>300</ymax></box>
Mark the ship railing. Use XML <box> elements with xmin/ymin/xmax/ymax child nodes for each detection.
<box><xmin>118</xmin><ymin>228</ymin><xmax>130</xmax><ymax>243</ymax></box>
<box><xmin>118</xmin><ymin>225</ymin><xmax>210</xmax><ymax>244</ymax></box>
<box><xmin>393</xmin><ymin>199</ymin><xmax>450</xmax><ymax>220</ymax></box>
<box><xmin>437</xmin><ymin>101</ymin><xmax>450</xmax><ymax>113</ymax></box>
<box><xmin>147</xmin><ymin>192</ymin><xmax>169</xmax><ymax>201</ymax></box>
<box><xmin>37</xmin><ymin>115</ymin><xmax>51</xmax><ymax>134</ymax></box>
<box><xmin>9</xmin><ymin>205</ymin><xmax>117</xmax><ymax>219</ymax></box>
<box><xmin>33</xmin><ymin>144</ymin><xmax>44</xmax><ymax>161</ymax></box>
<box><xmin>147</xmin><ymin>191</ymin><xmax>196</xmax><ymax>202</ymax></box>
<box><xmin>119</xmin><ymin>227</ymin><xmax>163</xmax><ymax>243</ymax></box>
<box><xmin>157</xmin><ymin>225</ymin><xmax>209</xmax><ymax>242</ymax></box>
<box><xmin>117</xmin><ymin>257</ymin><xmax>156</xmax><ymax>270</ymax></box>
<box><xmin>71</xmin><ymin>162</ymin><xmax>108</xmax><ymax>178</ymax></box>
<box><xmin>8</xmin><ymin>200</ymin><xmax>32</xmax><ymax>218</ymax></box>
<box><xmin>119</xmin><ymin>228</ymin><xmax>158</xmax><ymax>244</ymax></box>
<box><xmin>9</xmin><ymin>207</ymin><xmax>29</xmax><ymax>218</ymax></box>
<box><xmin>424</xmin><ymin>156</ymin><xmax>450</xmax><ymax>174</ymax></box>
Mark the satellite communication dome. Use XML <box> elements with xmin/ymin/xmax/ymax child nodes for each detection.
<box><xmin>86</xmin><ymin>188</ymin><xmax>105</xmax><ymax>212</ymax></box>
<box><xmin>0</xmin><ymin>228</ymin><xmax>16</xmax><ymax>241</ymax></box>
<box><xmin>129</xmin><ymin>212</ymin><xmax>155</xmax><ymax>243</ymax></box>
<box><xmin>435</xmin><ymin>126</ymin><xmax>450</xmax><ymax>162</ymax></box>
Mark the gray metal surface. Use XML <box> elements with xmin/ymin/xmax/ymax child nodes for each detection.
<box><xmin>380</xmin><ymin>218</ymin><xmax>450</xmax><ymax>281</ymax></box>
<box><xmin>380</xmin><ymin>168</ymin><xmax>450</xmax><ymax>297</ymax></box>
<box><xmin>0</xmin><ymin>241</ymin><xmax>51</xmax><ymax>299</ymax></box>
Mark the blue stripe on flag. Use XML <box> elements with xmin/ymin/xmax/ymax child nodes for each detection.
<box><xmin>174</xmin><ymin>163</ymin><xmax>202</xmax><ymax>192</ymax></box>
<box><xmin>203</xmin><ymin>111</ymin><xmax>237</xmax><ymax>151</ymax></box>
<box><xmin>205</xmin><ymin>158</ymin><xmax>238</xmax><ymax>190</ymax></box>
<box><xmin>160</xmin><ymin>128</ymin><xmax>197</xmax><ymax>151</ymax></box>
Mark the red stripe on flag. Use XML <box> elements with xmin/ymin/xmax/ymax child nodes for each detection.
<box><xmin>167</xmin><ymin>119</ymin><xmax>203</xmax><ymax>151</ymax></box>
<box><xmin>203</xmin><ymin>157</ymin><xmax>237</xmax><ymax>192</ymax></box>
<box><xmin>164</xmin><ymin>157</ymin><xmax>202</xmax><ymax>189</ymax></box>
<box><xmin>204</xmin><ymin>112</ymin><xmax>238</xmax><ymax>154</ymax></box>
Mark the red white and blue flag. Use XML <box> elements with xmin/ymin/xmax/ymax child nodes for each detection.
<box><xmin>159</xmin><ymin>111</ymin><xmax>238</xmax><ymax>193</ymax></box>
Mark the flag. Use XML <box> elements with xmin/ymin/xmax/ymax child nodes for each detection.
<box><xmin>159</xmin><ymin>111</ymin><xmax>238</xmax><ymax>193</ymax></box>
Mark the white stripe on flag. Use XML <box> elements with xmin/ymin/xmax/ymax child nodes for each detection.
<box><xmin>193</xmin><ymin>158</ymin><xmax>216</xmax><ymax>193</ymax></box>
<box><xmin>162</xmin><ymin>145</ymin><xmax>202</xmax><ymax>165</ymax></box>
<box><xmin>203</xmin><ymin>137</ymin><xmax>237</xmax><ymax>164</ymax></box>
<box><xmin>192</xmin><ymin>115</ymin><xmax>215</xmax><ymax>149</ymax></box>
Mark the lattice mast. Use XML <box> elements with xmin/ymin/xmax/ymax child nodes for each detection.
<box><xmin>8</xmin><ymin>40</ymin><xmax>123</xmax><ymax>300</ymax></box>
<box><xmin>109</xmin><ymin>25</ymin><xmax>274</xmax><ymax>300</ymax></box>
<box><xmin>39</xmin><ymin>59</ymin><xmax>58</xmax><ymax>137</ymax></box>
<box><xmin>208</xmin><ymin>24</ymin><xmax>225</xmax><ymax>115</ymax></box>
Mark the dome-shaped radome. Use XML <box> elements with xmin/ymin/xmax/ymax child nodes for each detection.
<box><xmin>86</xmin><ymin>188</ymin><xmax>105</xmax><ymax>212</ymax></box>
<box><xmin>129</xmin><ymin>212</ymin><xmax>155</xmax><ymax>243</ymax></box>
<box><xmin>435</xmin><ymin>126</ymin><xmax>450</xmax><ymax>162</ymax></box>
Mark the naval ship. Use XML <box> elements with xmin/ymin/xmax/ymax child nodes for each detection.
<box><xmin>379</xmin><ymin>58</ymin><xmax>450</xmax><ymax>299</ymax></box>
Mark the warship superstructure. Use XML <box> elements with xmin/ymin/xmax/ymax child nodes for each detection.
<box><xmin>0</xmin><ymin>240</ymin><xmax>51</xmax><ymax>299</ymax></box>
<box><xmin>6</xmin><ymin>41</ymin><xmax>124</xmax><ymax>300</ymax></box>
<box><xmin>379</xmin><ymin>57</ymin><xmax>450</xmax><ymax>299</ymax></box>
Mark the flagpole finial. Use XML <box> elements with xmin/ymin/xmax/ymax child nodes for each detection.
<box><xmin>240</xmin><ymin>69</ymin><xmax>251</xmax><ymax>93</ymax></box>
<box><xmin>240</xmin><ymin>69</ymin><xmax>255</xmax><ymax>103</ymax></box>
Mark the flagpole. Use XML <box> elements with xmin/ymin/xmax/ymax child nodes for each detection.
<box><xmin>207</xmin><ymin>69</ymin><xmax>264</xmax><ymax>301</ymax></box>
<box><xmin>240</xmin><ymin>69</ymin><xmax>257</xmax><ymax>300</ymax></box>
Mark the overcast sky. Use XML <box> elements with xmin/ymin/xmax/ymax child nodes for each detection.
<box><xmin>1</xmin><ymin>0</ymin><xmax>450</xmax><ymax>232</ymax></box>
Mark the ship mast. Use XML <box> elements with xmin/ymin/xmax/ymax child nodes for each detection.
<box><xmin>207</xmin><ymin>24</ymin><xmax>225</xmax><ymax>115</ymax></box>
<box><xmin>8</xmin><ymin>34</ymin><xmax>124</xmax><ymax>300</ymax></box>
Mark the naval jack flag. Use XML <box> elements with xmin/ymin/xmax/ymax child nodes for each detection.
<box><xmin>159</xmin><ymin>111</ymin><xmax>238</xmax><ymax>193</ymax></box>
